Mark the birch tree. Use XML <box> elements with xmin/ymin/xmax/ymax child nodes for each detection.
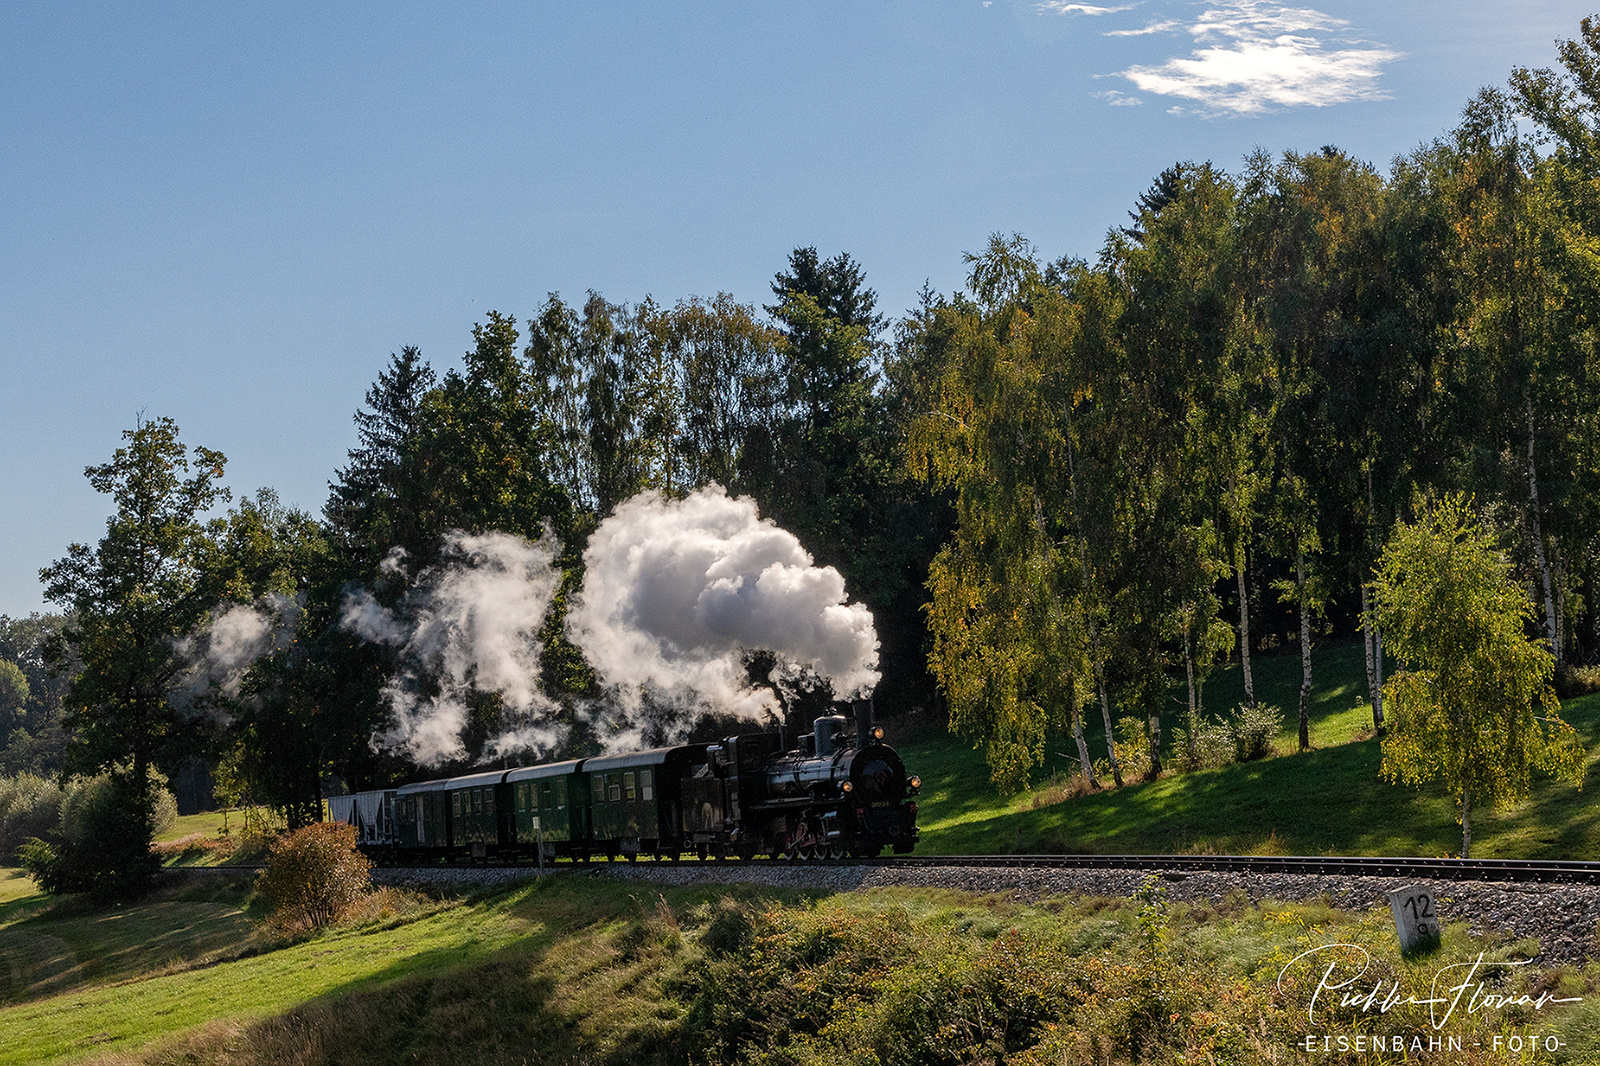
<box><xmin>1370</xmin><ymin>494</ymin><xmax>1585</xmax><ymax>858</ymax></box>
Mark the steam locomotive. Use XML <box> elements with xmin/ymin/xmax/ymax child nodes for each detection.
<box><xmin>327</xmin><ymin>703</ymin><xmax>920</xmax><ymax>862</ymax></box>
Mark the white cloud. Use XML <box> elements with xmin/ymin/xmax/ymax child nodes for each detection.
<box><xmin>1105</xmin><ymin>18</ymin><xmax>1183</xmax><ymax>36</ymax></box>
<box><xmin>1096</xmin><ymin>89</ymin><xmax>1145</xmax><ymax>106</ymax></box>
<box><xmin>1039</xmin><ymin>2</ymin><xmax>1135</xmax><ymax>14</ymax></box>
<box><xmin>1105</xmin><ymin>2</ymin><xmax>1403</xmax><ymax>115</ymax></box>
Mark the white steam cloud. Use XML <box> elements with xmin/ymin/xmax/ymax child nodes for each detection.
<box><xmin>343</xmin><ymin>529</ymin><xmax>565</xmax><ymax>767</ymax></box>
<box><xmin>566</xmin><ymin>485</ymin><xmax>880</xmax><ymax>732</ymax></box>
<box><xmin>173</xmin><ymin>593</ymin><xmax>302</xmax><ymax>716</ymax></box>
<box><xmin>339</xmin><ymin>489</ymin><xmax>880</xmax><ymax>765</ymax></box>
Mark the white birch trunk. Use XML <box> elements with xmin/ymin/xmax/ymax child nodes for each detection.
<box><xmin>1064</xmin><ymin>428</ymin><xmax>1120</xmax><ymax>788</ymax></box>
<box><xmin>1298</xmin><ymin>548</ymin><xmax>1312</xmax><ymax>751</ymax></box>
<box><xmin>1363</xmin><ymin>465</ymin><xmax>1385</xmax><ymax>732</ymax></box>
<box><xmin>1361</xmin><ymin>581</ymin><xmax>1385</xmax><ymax>733</ymax></box>
<box><xmin>1183</xmin><ymin>620</ymin><xmax>1198</xmax><ymax>767</ymax></box>
<box><xmin>1236</xmin><ymin>539</ymin><xmax>1255</xmax><ymax>708</ymax></box>
<box><xmin>1072</xmin><ymin>713</ymin><xmax>1096</xmax><ymax>786</ymax></box>
<box><xmin>1147</xmin><ymin>710</ymin><xmax>1162</xmax><ymax>778</ymax></box>
<box><xmin>1528</xmin><ymin>404</ymin><xmax>1560</xmax><ymax>661</ymax></box>
<box><xmin>1095</xmin><ymin>669</ymin><xmax>1121</xmax><ymax>787</ymax></box>
<box><xmin>1374</xmin><ymin>624</ymin><xmax>1384</xmax><ymax>722</ymax></box>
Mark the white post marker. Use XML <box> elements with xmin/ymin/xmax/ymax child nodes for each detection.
<box><xmin>1389</xmin><ymin>886</ymin><xmax>1440</xmax><ymax>952</ymax></box>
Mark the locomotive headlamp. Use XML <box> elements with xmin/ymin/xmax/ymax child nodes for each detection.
<box><xmin>873</xmin><ymin>727</ymin><xmax>884</xmax><ymax>740</ymax></box>
<box><xmin>841</xmin><ymin>780</ymin><xmax>853</xmax><ymax>793</ymax></box>
<box><xmin>908</xmin><ymin>776</ymin><xmax>921</xmax><ymax>791</ymax></box>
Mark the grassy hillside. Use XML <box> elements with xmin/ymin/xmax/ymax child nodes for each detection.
<box><xmin>2</xmin><ymin>869</ymin><xmax>1596</xmax><ymax>1065</ymax></box>
<box><xmin>897</xmin><ymin>641</ymin><xmax>1600</xmax><ymax>860</ymax></box>
<box><xmin>1</xmin><ymin>639</ymin><xmax>1599</xmax><ymax>1062</ymax></box>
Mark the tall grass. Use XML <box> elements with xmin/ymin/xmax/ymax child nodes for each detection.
<box><xmin>6</xmin><ymin>877</ymin><xmax>1592</xmax><ymax>1066</ymax></box>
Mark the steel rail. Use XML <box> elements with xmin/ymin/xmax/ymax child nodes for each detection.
<box><xmin>335</xmin><ymin>852</ymin><xmax>1600</xmax><ymax>885</ymax></box>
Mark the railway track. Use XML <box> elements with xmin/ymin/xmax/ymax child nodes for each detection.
<box><xmin>255</xmin><ymin>852</ymin><xmax>1600</xmax><ymax>885</ymax></box>
<box><xmin>876</xmin><ymin>853</ymin><xmax>1600</xmax><ymax>884</ymax></box>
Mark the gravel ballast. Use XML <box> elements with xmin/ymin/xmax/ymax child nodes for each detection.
<box><xmin>373</xmin><ymin>860</ymin><xmax>1600</xmax><ymax>965</ymax></box>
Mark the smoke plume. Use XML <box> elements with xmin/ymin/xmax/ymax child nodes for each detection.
<box><xmin>343</xmin><ymin>529</ymin><xmax>565</xmax><ymax>767</ymax></box>
<box><xmin>566</xmin><ymin>485</ymin><xmax>879</xmax><ymax>732</ymax></box>
<box><xmin>173</xmin><ymin>593</ymin><xmax>303</xmax><ymax>716</ymax></box>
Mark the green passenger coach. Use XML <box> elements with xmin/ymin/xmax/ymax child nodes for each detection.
<box><xmin>584</xmin><ymin>746</ymin><xmax>700</xmax><ymax>859</ymax></box>
<box><xmin>445</xmin><ymin>769</ymin><xmax>508</xmax><ymax>859</ymax></box>
<box><xmin>506</xmin><ymin>759</ymin><xmax>588</xmax><ymax>859</ymax></box>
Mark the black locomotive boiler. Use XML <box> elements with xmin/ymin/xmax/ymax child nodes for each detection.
<box><xmin>327</xmin><ymin>702</ymin><xmax>920</xmax><ymax>863</ymax></box>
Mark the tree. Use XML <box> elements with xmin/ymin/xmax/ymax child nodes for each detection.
<box><xmin>672</xmin><ymin>293</ymin><xmax>783</xmax><ymax>494</ymax></box>
<box><xmin>325</xmin><ymin>346</ymin><xmax>438</xmax><ymax>568</ymax></box>
<box><xmin>204</xmin><ymin>489</ymin><xmax>332</xmax><ymax>829</ymax></box>
<box><xmin>0</xmin><ymin>613</ymin><xmax>74</xmax><ymax>769</ymax></box>
<box><xmin>0</xmin><ymin>660</ymin><xmax>26</xmax><ymax>728</ymax></box>
<box><xmin>1510</xmin><ymin>22</ymin><xmax>1600</xmax><ymax>667</ymax></box>
<box><xmin>39</xmin><ymin>416</ymin><xmax>229</xmax><ymax>895</ymax></box>
<box><xmin>1109</xmin><ymin>166</ymin><xmax>1251</xmax><ymax>777</ymax></box>
<box><xmin>427</xmin><ymin>311</ymin><xmax>569</xmax><ymax>542</ymax></box>
<box><xmin>1370</xmin><ymin>494</ymin><xmax>1585</xmax><ymax>857</ymax></box>
<box><xmin>911</xmin><ymin>237</ymin><xmax>1099</xmax><ymax>791</ymax></box>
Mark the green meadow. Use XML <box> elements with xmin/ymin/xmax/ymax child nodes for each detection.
<box><xmin>4</xmin><ymin>641</ymin><xmax>1600</xmax><ymax>1063</ymax></box>
<box><xmin>3</xmin><ymin>872</ymin><xmax>1597</xmax><ymax>1065</ymax></box>
<box><xmin>901</xmin><ymin>640</ymin><xmax>1600</xmax><ymax>861</ymax></box>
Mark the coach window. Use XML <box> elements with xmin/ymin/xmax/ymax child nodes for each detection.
<box><xmin>641</xmin><ymin>769</ymin><xmax>654</xmax><ymax>801</ymax></box>
<box><xmin>452</xmin><ymin>793</ymin><xmax>460</xmax><ymax>818</ymax></box>
<box><xmin>593</xmin><ymin>776</ymin><xmax>605</xmax><ymax>804</ymax></box>
<box><xmin>608</xmin><ymin>773</ymin><xmax>622</xmax><ymax>803</ymax></box>
<box><xmin>624</xmin><ymin>771</ymin><xmax>636</xmax><ymax>801</ymax></box>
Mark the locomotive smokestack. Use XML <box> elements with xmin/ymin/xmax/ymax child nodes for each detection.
<box><xmin>852</xmin><ymin>698</ymin><xmax>874</xmax><ymax>749</ymax></box>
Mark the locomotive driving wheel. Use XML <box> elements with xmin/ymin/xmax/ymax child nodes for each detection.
<box><xmin>788</xmin><ymin>820</ymin><xmax>823</xmax><ymax>861</ymax></box>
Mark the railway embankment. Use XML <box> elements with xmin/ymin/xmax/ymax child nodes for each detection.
<box><xmin>369</xmin><ymin>857</ymin><xmax>1600</xmax><ymax>965</ymax></box>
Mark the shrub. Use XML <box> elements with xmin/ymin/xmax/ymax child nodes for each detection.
<box><xmin>257</xmin><ymin>821</ymin><xmax>373</xmax><ymax>932</ymax></box>
<box><xmin>1168</xmin><ymin>717</ymin><xmax>1235</xmax><ymax>773</ymax></box>
<box><xmin>1556</xmin><ymin>662</ymin><xmax>1600</xmax><ymax>698</ymax></box>
<box><xmin>1230</xmin><ymin>703</ymin><xmax>1282</xmax><ymax>762</ymax></box>
<box><xmin>1030</xmin><ymin>768</ymin><xmax>1096</xmax><ymax>808</ymax></box>
<box><xmin>0</xmin><ymin>772</ymin><xmax>63</xmax><ymax>862</ymax></box>
<box><xmin>20</xmin><ymin>771</ymin><xmax>169</xmax><ymax>899</ymax></box>
<box><xmin>1113</xmin><ymin>717</ymin><xmax>1153</xmax><ymax>780</ymax></box>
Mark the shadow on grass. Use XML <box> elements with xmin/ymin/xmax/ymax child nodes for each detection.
<box><xmin>126</xmin><ymin>877</ymin><xmax>769</xmax><ymax>1066</ymax></box>
<box><xmin>900</xmin><ymin>655</ymin><xmax>1600</xmax><ymax>861</ymax></box>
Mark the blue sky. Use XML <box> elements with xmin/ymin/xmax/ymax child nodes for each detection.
<box><xmin>1</xmin><ymin>1</ymin><xmax>1592</xmax><ymax>618</ymax></box>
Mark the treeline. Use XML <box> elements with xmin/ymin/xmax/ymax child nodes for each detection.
<box><xmin>16</xmin><ymin>21</ymin><xmax>1600</xmax><ymax>870</ymax></box>
<box><xmin>16</xmin><ymin>245</ymin><xmax>949</xmax><ymax>859</ymax></box>
<box><xmin>912</xmin><ymin>35</ymin><xmax>1600</xmax><ymax>789</ymax></box>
